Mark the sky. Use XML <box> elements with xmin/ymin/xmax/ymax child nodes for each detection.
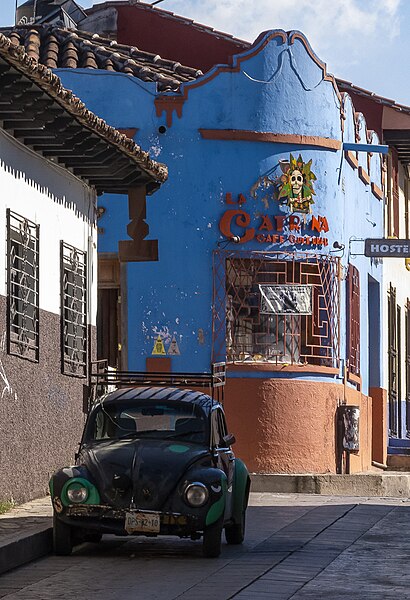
<box><xmin>1</xmin><ymin>0</ymin><xmax>409</xmax><ymax>106</ymax></box>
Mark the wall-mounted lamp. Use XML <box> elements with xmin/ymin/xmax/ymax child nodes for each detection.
<box><xmin>330</xmin><ymin>240</ymin><xmax>345</xmax><ymax>255</ymax></box>
<box><xmin>217</xmin><ymin>236</ymin><xmax>241</xmax><ymax>248</ymax></box>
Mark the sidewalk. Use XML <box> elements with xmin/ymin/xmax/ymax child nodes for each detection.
<box><xmin>0</xmin><ymin>497</ymin><xmax>52</xmax><ymax>576</ymax></box>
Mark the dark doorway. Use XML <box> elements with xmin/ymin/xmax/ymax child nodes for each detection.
<box><xmin>97</xmin><ymin>257</ymin><xmax>123</xmax><ymax>369</ymax></box>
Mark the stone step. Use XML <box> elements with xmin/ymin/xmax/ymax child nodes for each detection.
<box><xmin>250</xmin><ymin>472</ymin><xmax>410</xmax><ymax>497</ymax></box>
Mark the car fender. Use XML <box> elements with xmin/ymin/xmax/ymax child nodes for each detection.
<box><xmin>49</xmin><ymin>465</ymin><xmax>99</xmax><ymax>511</ymax></box>
<box><xmin>232</xmin><ymin>458</ymin><xmax>250</xmax><ymax>524</ymax></box>
<box><xmin>177</xmin><ymin>465</ymin><xmax>227</xmax><ymax>526</ymax></box>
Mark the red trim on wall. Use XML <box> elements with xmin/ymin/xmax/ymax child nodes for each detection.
<box><xmin>344</xmin><ymin>150</ymin><xmax>359</xmax><ymax>169</ymax></box>
<box><xmin>358</xmin><ymin>166</ymin><xmax>370</xmax><ymax>185</ymax></box>
<box><xmin>228</xmin><ymin>363</ymin><xmax>340</xmax><ymax>375</ymax></box>
<box><xmin>117</xmin><ymin>128</ymin><xmax>138</xmax><ymax>139</ymax></box>
<box><xmin>146</xmin><ymin>357</ymin><xmax>171</xmax><ymax>372</ymax></box>
<box><xmin>199</xmin><ymin>129</ymin><xmax>341</xmax><ymax>150</ymax></box>
<box><xmin>155</xmin><ymin>96</ymin><xmax>185</xmax><ymax>128</ymax></box>
<box><xmin>371</xmin><ymin>182</ymin><xmax>384</xmax><ymax>200</ymax></box>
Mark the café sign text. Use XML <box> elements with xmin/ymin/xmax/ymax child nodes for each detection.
<box><xmin>219</xmin><ymin>193</ymin><xmax>329</xmax><ymax>247</ymax></box>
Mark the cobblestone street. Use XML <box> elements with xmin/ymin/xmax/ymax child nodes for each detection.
<box><xmin>1</xmin><ymin>493</ymin><xmax>410</xmax><ymax>599</ymax></box>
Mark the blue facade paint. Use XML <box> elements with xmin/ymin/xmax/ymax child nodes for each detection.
<box><xmin>56</xmin><ymin>30</ymin><xmax>384</xmax><ymax>396</ymax></box>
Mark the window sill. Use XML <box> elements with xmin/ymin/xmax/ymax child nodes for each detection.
<box><xmin>227</xmin><ymin>363</ymin><xmax>339</xmax><ymax>375</ymax></box>
<box><xmin>347</xmin><ymin>371</ymin><xmax>361</xmax><ymax>388</ymax></box>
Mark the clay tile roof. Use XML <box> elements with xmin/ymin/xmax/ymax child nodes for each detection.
<box><xmin>6</xmin><ymin>24</ymin><xmax>203</xmax><ymax>92</ymax></box>
<box><xmin>336</xmin><ymin>78</ymin><xmax>410</xmax><ymax>116</ymax></box>
<box><xmin>0</xmin><ymin>30</ymin><xmax>168</xmax><ymax>190</ymax></box>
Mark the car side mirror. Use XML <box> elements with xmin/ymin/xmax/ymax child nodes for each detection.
<box><xmin>223</xmin><ymin>433</ymin><xmax>236</xmax><ymax>446</ymax></box>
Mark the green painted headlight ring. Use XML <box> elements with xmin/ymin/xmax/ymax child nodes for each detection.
<box><xmin>61</xmin><ymin>477</ymin><xmax>100</xmax><ymax>506</ymax></box>
<box><xmin>205</xmin><ymin>478</ymin><xmax>227</xmax><ymax>526</ymax></box>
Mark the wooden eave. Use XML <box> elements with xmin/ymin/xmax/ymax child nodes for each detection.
<box><xmin>383</xmin><ymin>129</ymin><xmax>410</xmax><ymax>165</ymax></box>
<box><xmin>0</xmin><ymin>33</ymin><xmax>168</xmax><ymax>195</ymax></box>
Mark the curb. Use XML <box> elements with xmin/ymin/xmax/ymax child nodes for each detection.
<box><xmin>250</xmin><ymin>473</ymin><xmax>410</xmax><ymax>497</ymax></box>
<box><xmin>0</xmin><ymin>526</ymin><xmax>52</xmax><ymax>576</ymax></box>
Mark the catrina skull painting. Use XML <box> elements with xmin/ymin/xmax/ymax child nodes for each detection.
<box><xmin>278</xmin><ymin>154</ymin><xmax>316</xmax><ymax>214</ymax></box>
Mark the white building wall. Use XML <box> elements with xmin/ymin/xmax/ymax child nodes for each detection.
<box><xmin>0</xmin><ymin>128</ymin><xmax>97</xmax><ymax>325</ymax></box>
<box><xmin>382</xmin><ymin>160</ymin><xmax>410</xmax><ymax>436</ymax></box>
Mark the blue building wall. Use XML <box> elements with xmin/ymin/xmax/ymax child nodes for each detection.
<box><xmin>57</xmin><ymin>30</ymin><xmax>384</xmax><ymax>395</ymax></box>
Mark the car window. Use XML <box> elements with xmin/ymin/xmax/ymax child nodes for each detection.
<box><xmin>87</xmin><ymin>400</ymin><xmax>208</xmax><ymax>445</ymax></box>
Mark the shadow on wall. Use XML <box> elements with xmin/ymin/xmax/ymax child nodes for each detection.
<box><xmin>0</xmin><ymin>153</ymin><xmax>95</xmax><ymax>226</ymax></box>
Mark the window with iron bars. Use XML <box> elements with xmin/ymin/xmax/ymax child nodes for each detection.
<box><xmin>346</xmin><ymin>264</ymin><xmax>360</xmax><ymax>377</ymax></box>
<box><xmin>61</xmin><ymin>242</ymin><xmax>87</xmax><ymax>377</ymax></box>
<box><xmin>7</xmin><ymin>210</ymin><xmax>39</xmax><ymax>362</ymax></box>
<box><xmin>212</xmin><ymin>251</ymin><xmax>340</xmax><ymax>368</ymax></box>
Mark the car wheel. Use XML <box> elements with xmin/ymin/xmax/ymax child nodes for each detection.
<box><xmin>202</xmin><ymin>521</ymin><xmax>223</xmax><ymax>558</ymax></box>
<box><xmin>53</xmin><ymin>514</ymin><xmax>73</xmax><ymax>556</ymax></box>
<box><xmin>225</xmin><ymin>509</ymin><xmax>245</xmax><ymax>544</ymax></box>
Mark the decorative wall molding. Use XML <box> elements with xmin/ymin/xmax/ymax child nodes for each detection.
<box><xmin>199</xmin><ymin>129</ymin><xmax>341</xmax><ymax>150</ymax></box>
<box><xmin>345</xmin><ymin>150</ymin><xmax>359</xmax><ymax>169</ymax></box>
<box><xmin>358</xmin><ymin>166</ymin><xmax>370</xmax><ymax>185</ymax></box>
<box><xmin>118</xmin><ymin>186</ymin><xmax>158</xmax><ymax>262</ymax></box>
<box><xmin>371</xmin><ymin>182</ymin><xmax>384</xmax><ymax>200</ymax></box>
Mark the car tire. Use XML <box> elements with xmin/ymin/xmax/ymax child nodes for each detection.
<box><xmin>225</xmin><ymin>509</ymin><xmax>245</xmax><ymax>544</ymax></box>
<box><xmin>202</xmin><ymin>521</ymin><xmax>223</xmax><ymax>558</ymax></box>
<box><xmin>53</xmin><ymin>514</ymin><xmax>73</xmax><ymax>556</ymax></box>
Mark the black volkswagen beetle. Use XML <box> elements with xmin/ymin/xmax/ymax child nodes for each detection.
<box><xmin>50</xmin><ymin>385</ymin><xmax>250</xmax><ymax>557</ymax></box>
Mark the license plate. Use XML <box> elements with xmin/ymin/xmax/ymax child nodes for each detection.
<box><xmin>125</xmin><ymin>511</ymin><xmax>160</xmax><ymax>534</ymax></box>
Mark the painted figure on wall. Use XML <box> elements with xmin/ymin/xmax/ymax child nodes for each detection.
<box><xmin>278</xmin><ymin>154</ymin><xmax>316</xmax><ymax>215</ymax></box>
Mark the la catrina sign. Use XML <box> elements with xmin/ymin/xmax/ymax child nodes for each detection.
<box><xmin>219</xmin><ymin>154</ymin><xmax>329</xmax><ymax>247</ymax></box>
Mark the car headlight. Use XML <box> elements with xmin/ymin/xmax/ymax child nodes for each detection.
<box><xmin>185</xmin><ymin>482</ymin><xmax>209</xmax><ymax>507</ymax></box>
<box><xmin>66</xmin><ymin>483</ymin><xmax>89</xmax><ymax>504</ymax></box>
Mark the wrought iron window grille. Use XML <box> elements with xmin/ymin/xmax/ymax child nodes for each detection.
<box><xmin>61</xmin><ymin>242</ymin><xmax>87</xmax><ymax>377</ymax></box>
<box><xmin>7</xmin><ymin>210</ymin><xmax>39</xmax><ymax>362</ymax></box>
<box><xmin>212</xmin><ymin>250</ymin><xmax>340</xmax><ymax>368</ymax></box>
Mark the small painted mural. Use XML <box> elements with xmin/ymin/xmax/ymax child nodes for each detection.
<box><xmin>152</xmin><ymin>335</ymin><xmax>166</xmax><ymax>356</ymax></box>
<box><xmin>278</xmin><ymin>154</ymin><xmax>316</xmax><ymax>214</ymax></box>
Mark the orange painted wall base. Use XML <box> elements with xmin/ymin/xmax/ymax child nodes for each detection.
<box><xmin>370</xmin><ymin>386</ymin><xmax>388</xmax><ymax>466</ymax></box>
<box><xmin>224</xmin><ymin>376</ymin><xmax>372</xmax><ymax>474</ymax></box>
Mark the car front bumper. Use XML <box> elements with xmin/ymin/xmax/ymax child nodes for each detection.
<box><xmin>60</xmin><ymin>504</ymin><xmax>202</xmax><ymax>537</ymax></box>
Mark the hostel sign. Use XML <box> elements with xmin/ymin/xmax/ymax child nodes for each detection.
<box><xmin>364</xmin><ymin>239</ymin><xmax>410</xmax><ymax>258</ymax></box>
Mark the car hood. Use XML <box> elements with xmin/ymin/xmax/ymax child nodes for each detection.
<box><xmin>80</xmin><ymin>438</ymin><xmax>210</xmax><ymax>510</ymax></box>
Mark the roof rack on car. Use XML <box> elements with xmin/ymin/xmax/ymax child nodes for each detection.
<box><xmin>88</xmin><ymin>361</ymin><xmax>226</xmax><ymax>412</ymax></box>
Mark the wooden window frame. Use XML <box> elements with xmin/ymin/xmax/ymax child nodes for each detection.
<box><xmin>346</xmin><ymin>264</ymin><xmax>360</xmax><ymax>378</ymax></box>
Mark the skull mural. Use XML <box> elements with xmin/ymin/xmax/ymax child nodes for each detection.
<box><xmin>278</xmin><ymin>154</ymin><xmax>317</xmax><ymax>214</ymax></box>
<box><xmin>290</xmin><ymin>169</ymin><xmax>304</xmax><ymax>198</ymax></box>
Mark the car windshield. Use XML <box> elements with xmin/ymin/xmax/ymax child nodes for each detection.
<box><xmin>85</xmin><ymin>400</ymin><xmax>208</xmax><ymax>445</ymax></box>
